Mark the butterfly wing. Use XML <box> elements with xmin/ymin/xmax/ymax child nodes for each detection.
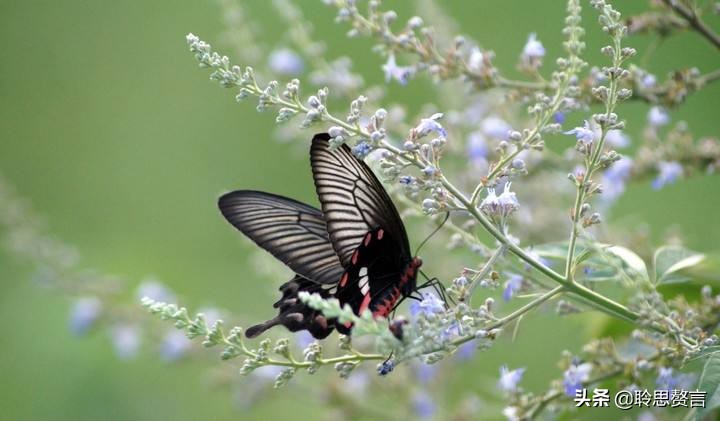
<box><xmin>218</xmin><ymin>190</ymin><xmax>344</xmax><ymax>285</ymax></box>
<box><xmin>245</xmin><ymin>274</ymin><xmax>335</xmax><ymax>339</ymax></box>
<box><xmin>309</xmin><ymin>133</ymin><xmax>411</xmax><ymax>268</ymax></box>
<box><xmin>333</xmin><ymin>228</ymin><xmax>417</xmax><ymax>334</ymax></box>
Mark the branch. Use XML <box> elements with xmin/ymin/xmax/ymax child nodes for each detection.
<box><xmin>660</xmin><ymin>0</ymin><xmax>720</xmax><ymax>50</ymax></box>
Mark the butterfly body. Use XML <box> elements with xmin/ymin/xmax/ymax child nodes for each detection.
<box><xmin>220</xmin><ymin>133</ymin><xmax>421</xmax><ymax>339</ymax></box>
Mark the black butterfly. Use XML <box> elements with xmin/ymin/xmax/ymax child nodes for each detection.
<box><xmin>219</xmin><ymin>133</ymin><xmax>423</xmax><ymax>339</ymax></box>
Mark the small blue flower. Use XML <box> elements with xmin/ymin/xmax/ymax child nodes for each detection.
<box><xmin>410</xmin><ymin>291</ymin><xmax>445</xmax><ymax>317</ymax></box>
<box><xmin>647</xmin><ymin>106</ymin><xmax>670</xmax><ymax>128</ymax></box>
<box><xmin>378</xmin><ymin>360</ymin><xmax>395</xmax><ymax>376</ymax></box>
<box><xmin>652</xmin><ymin>161</ymin><xmax>682</xmax><ymax>190</ymax></box>
<box><xmin>137</xmin><ymin>280</ymin><xmax>175</xmax><ymax>303</ymax></box>
<box><xmin>601</xmin><ymin>157</ymin><xmax>633</xmax><ymax>201</ymax></box>
<box><xmin>416</xmin><ymin>362</ymin><xmax>439</xmax><ymax>384</ymax></box>
<box><xmin>296</xmin><ymin>330</ymin><xmax>315</xmax><ymax>350</ymax></box>
<box><xmin>564</xmin><ymin>120</ymin><xmax>596</xmax><ymax>145</ymax></box>
<box><xmin>69</xmin><ymin>296</ymin><xmax>102</xmax><ymax>336</ymax></box>
<box><xmin>641</xmin><ymin>73</ymin><xmax>657</xmax><ymax>89</ymax></box>
<box><xmin>605</xmin><ymin>129</ymin><xmax>630</xmax><ymax>148</ymax></box>
<box><xmin>498</xmin><ymin>365</ymin><xmax>525</xmax><ymax>392</ymax></box>
<box><xmin>412</xmin><ymin>391</ymin><xmax>437</xmax><ymax>419</ymax></box>
<box><xmin>160</xmin><ymin>329</ymin><xmax>192</xmax><ymax>362</ymax></box>
<box><xmin>554</xmin><ymin>112</ymin><xmax>566</xmax><ymax>124</ymax></box>
<box><xmin>481</xmin><ymin>116</ymin><xmax>511</xmax><ymax>140</ymax></box>
<box><xmin>467</xmin><ymin>131</ymin><xmax>488</xmax><ymax>164</ymax></box>
<box><xmin>497</xmin><ymin>183</ymin><xmax>519</xmax><ymax>212</ymax></box>
<box><xmin>422</xmin><ymin>165</ymin><xmax>438</xmax><ymax>177</ymax></box>
<box><xmin>110</xmin><ymin>324</ymin><xmax>141</xmax><ymax>360</ymax></box>
<box><xmin>268</xmin><ymin>48</ymin><xmax>304</xmax><ymax>76</ymax></box>
<box><xmin>352</xmin><ymin>142</ymin><xmax>372</xmax><ymax>158</ymax></box>
<box><xmin>382</xmin><ymin>54</ymin><xmax>413</xmax><ymax>85</ymax></box>
<box><xmin>399</xmin><ymin>175</ymin><xmax>415</xmax><ymax>185</ymax></box>
<box><xmin>455</xmin><ymin>341</ymin><xmax>477</xmax><ymax>361</ymax></box>
<box><xmin>502</xmin><ymin>274</ymin><xmax>524</xmax><ymax>301</ymax></box>
<box><xmin>655</xmin><ymin>367</ymin><xmax>677</xmax><ymax>390</ymax></box>
<box><xmin>521</xmin><ymin>33</ymin><xmax>545</xmax><ymax>63</ymax></box>
<box><xmin>414</xmin><ymin>113</ymin><xmax>447</xmax><ymax>138</ymax></box>
<box><xmin>563</xmin><ymin>361</ymin><xmax>592</xmax><ymax>396</ymax></box>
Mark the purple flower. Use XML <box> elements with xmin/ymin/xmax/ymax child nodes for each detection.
<box><xmin>481</xmin><ymin>182</ymin><xmax>520</xmax><ymax>218</ymax></box>
<box><xmin>554</xmin><ymin>112</ymin><xmax>566</xmax><ymax>124</ymax></box>
<box><xmin>268</xmin><ymin>48</ymin><xmax>304</xmax><ymax>76</ymax></box>
<box><xmin>456</xmin><ymin>341</ymin><xmax>477</xmax><ymax>361</ymax></box>
<box><xmin>647</xmin><ymin>106</ymin><xmax>670</xmax><ymax>128</ymax></box>
<box><xmin>399</xmin><ymin>175</ymin><xmax>415</xmax><ymax>185</ymax></box>
<box><xmin>641</xmin><ymin>73</ymin><xmax>657</xmax><ymax>89</ymax></box>
<box><xmin>498</xmin><ymin>365</ymin><xmax>525</xmax><ymax>392</ymax></box>
<box><xmin>382</xmin><ymin>54</ymin><xmax>413</xmax><ymax>85</ymax></box>
<box><xmin>522</xmin><ymin>33</ymin><xmax>545</xmax><ymax>61</ymax></box>
<box><xmin>422</xmin><ymin>165</ymin><xmax>438</xmax><ymax>177</ymax></box>
<box><xmin>601</xmin><ymin>157</ymin><xmax>633</xmax><ymax>201</ymax></box>
<box><xmin>345</xmin><ymin>371</ymin><xmax>369</xmax><ymax>395</ymax></box>
<box><xmin>69</xmin><ymin>296</ymin><xmax>102</xmax><ymax>336</ymax></box>
<box><xmin>605</xmin><ymin>129</ymin><xmax>630</xmax><ymax>148</ymax></box>
<box><xmin>160</xmin><ymin>329</ymin><xmax>192</xmax><ymax>362</ymax></box>
<box><xmin>137</xmin><ymin>280</ymin><xmax>174</xmax><ymax>303</ymax></box>
<box><xmin>467</xmin><ymin>131</ymin><xmax>488</xmax><ymax>164</ymax></box>
<box><xmin>652</xmin><ymin>161</ymin><xmax>682</xmax><ymax>190</ymax></box>
<box><xmin>296</xmin><ymin>331</ymin><xmax>315</xmax><ymax>350</ymax></box>
<box><xmin>502</xmin><ymin>274</ymin><xmax>524</xmax><ymax>301</ymax></box>
<box><xmin>378</xmin><ymin>360</ymin><xmax>395</xmax><ymax>376</ymax></box>
<box><xmin>414</xmin><ymin>113</ymin><xmax>447</xmax><ymax>138</ymax></box>
<box><xmin>416</xmin><ymin>362</ymin><xmax>439</xmax><ymax>384</ymax></box>
<box><xmin>481</xmin><ymin>116</ymin><xmax>511</xmax><ymax>140</ymax></box>
<box><xmin>563</xmin><ymin>361</ymin><xmax>592</xmax><ymax>396</ymax></box>
<box><xmin>412</xmin><ymin>390</ymin><xmax>436</xmax><ymax>419</ymax></box>
<box><xmin>410</xmin><ymin>292</ymin><xmax>445</xmax><ymax>317</ymax></box>
<box><xmin>110</xmin><ymin>324</ymin><xmax>141</xmax><ymax>360</ymax></box>
<box><xmin>564</xmin><ymin>120</ymin><xmax>596</xmax><ymax>145</ymax></box>
<box><xmin>352</xmin><ymin>142</ymin><xmax>372</xmax><ymax>158</ymax></box>
<box><xmin>655</xmin><ymin>367</ymin><xmax>676</xmax><ymax>390</ymax></box>
<box><xmin>253</xmin><ymin>365</ymin><xmax>284</xmax><ymax>382</ymax></box>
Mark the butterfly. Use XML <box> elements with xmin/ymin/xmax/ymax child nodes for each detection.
<box><xmin>218</xmin><ymin>133</ymin><xmax>425</xmax><ymax>339</ymax></box>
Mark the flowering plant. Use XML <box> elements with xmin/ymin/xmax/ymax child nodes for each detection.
<box><xmin>3</xmin><ymin>0</ymin><xmax>720</xmax><ymax>419</ymax></box>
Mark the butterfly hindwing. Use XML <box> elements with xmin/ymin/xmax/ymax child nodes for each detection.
<box><xmin>219</xmin><ymin>190</ymin><xmax>344</xmax><ymax>285</ymax></box>
<box><xmin>246</xmin><ymin>275</ymin><xmax>335</xmax><ymax>339</ymax></box>
<box><xmin>333</xmin><ymin>228</ymin><xmax>417</xmax><ymax>334</ymax></box>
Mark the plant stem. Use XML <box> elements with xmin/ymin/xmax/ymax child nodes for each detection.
<box><xmin>661</xmin><ymin>0</ymin><xmax>720</xmax><ymax>50</ymax></box>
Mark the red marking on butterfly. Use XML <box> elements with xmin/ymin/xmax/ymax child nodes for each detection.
<box><xmin>364</xmin><ymin>232</ymin><xmax>372</xmax><ymax>246</ymax></box>
<box><xmin>339</xmin><ymin>272</ymin><xmax>348</xmax><ymax>287</ymax></box>
<box><xmin>351</xmin><ymin>249</ymin><xmax>359</xmax><ymax>265</ymax></box>
<box><xmin>359</xmin><ymin>293</ymin><xmax>372</xmax><ymax>314</ymax></box>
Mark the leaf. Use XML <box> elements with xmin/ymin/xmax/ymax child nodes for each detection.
<box><xmin>532</xmin><ymin>242</ymin><xmax>649</xmax><ymax>283</ymax></box>
<box><xmin>605</xmin><ymin>245</ymin><xmax>649</xmax><ymax>282</ymax></box>
<box><xmin>654</xmin><ymin>246</ymin><xmax>706</xmax><ymax>285</ymax></box>
<box><xmin>696</xmin><ymin>354</ymin><xmax>720</xmax><ymax>419</ymax></box>
<box><xmin>687</xmin><ymin>346</ymin><xmax>720</xmax><ymax>363</ymax></box>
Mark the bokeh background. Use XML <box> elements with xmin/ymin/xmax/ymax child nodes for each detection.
<box><xmin>1</xmin><ymin>1</ymin><xmax>718</xmax><ymax>420</ymax></box>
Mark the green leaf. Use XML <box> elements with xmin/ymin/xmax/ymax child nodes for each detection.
<box><xmin>696</xmin><ymin>354</ymin><xmax>720</xmax><ymax>419</ymax></box>
<box><xmin>605</xmin><ymin>245</ymin><xmax>649</xmax><ymax>282</ymax></box>
<box><xmin>654</xmin><ymin>246</ymin><xmax>706</xmax><ymax>285</ymax></box>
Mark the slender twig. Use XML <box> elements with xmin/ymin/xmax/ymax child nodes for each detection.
<box><xmin>660</xmin><ymin>0</ymin><xmax>720</xmax><ymax>50</ymax></box>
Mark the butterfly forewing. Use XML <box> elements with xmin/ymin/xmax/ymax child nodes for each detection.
<box><xmin>310</xmin><ymin>134</ymin><xmax>411</xmax><ymax>268</ymax></box>
<box><xmin>219</xmin><ymin>190</ymin><xmax>344</xmax><ymax>284</ymax></box>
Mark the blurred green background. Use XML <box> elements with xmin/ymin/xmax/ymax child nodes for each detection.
<box><xmin>1</xmin><ymin>1</ymin><xmax>718</xmax><ymax>420</ymax></box>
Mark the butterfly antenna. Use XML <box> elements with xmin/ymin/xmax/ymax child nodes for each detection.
<box><xmin>413</xmin><ymin>212</ymin><xmax>450</xmax><ymax>257</ymax></box>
